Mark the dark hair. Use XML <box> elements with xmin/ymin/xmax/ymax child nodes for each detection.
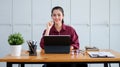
<box><xmin>51</xmin><ymin>6</ymin><xmax>64</xmax><ymax>23</ymax></box>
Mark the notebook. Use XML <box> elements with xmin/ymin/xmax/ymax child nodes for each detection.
<box><xmin>44</xmin><ymin>35</ymin><xmax>71</xmax><ymax>54</ymax></box>
<box><xmin>88</xmin><ymin>51</ymin><xmax>115</xmax><ymax>58</ymax></box>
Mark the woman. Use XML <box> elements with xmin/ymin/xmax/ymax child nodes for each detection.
<box><xmin>40</xmin><ymin>6</ymin><xmax>87</xmax><ymax>67</ymax></box>
<box><xmin>40</xmin><ymin>6</ymin><xmax>79</xmax><ymax>50</ymax></box>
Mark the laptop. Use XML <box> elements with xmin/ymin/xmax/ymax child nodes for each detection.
<box><xmin>44</xmin><ymin>35</ymin><xmax>71</xmax><ymax>54</ymax></box>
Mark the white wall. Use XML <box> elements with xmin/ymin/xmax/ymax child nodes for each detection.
<box><xmin>0</xmin><ymin>0</ymin><xmax>120</xmax><ymax>67</ymax></box>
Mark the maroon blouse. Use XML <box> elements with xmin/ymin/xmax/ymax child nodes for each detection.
<box><xmin>40</xmin><ymin>23</ymin><xmax>79</xmax><ymax>49</ymax></box>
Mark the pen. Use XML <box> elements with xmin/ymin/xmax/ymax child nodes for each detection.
<box><xmin>27</xmin><ymin>41</ymin><xmax>35</xmax><ymax>53</ymax></box>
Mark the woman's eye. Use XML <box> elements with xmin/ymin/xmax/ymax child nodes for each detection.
<box><xmin>58</xmin><ymin>14</ymin><xmax>61</xmax><ymax>16</ymax></box>
<box><xmin>53</xmin><ymin>14</ymin><xmax>56</xmax><ymax>16</ymax></box>
<box><xmin>52</xmin><ymin>13</ymin><xmax>61</xmax><ymax>17</ymax></box>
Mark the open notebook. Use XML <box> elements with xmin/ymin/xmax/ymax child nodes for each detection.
<box><xmin>88</xmin><ymin>51</ymin><xmax>115</xmax><ymax>58</ymax></box>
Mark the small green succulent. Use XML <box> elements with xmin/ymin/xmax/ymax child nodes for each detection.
<box><xmin>8</xmin><ymin>33</ymin><xmax>24</xmax><ymax>45</ymax></box>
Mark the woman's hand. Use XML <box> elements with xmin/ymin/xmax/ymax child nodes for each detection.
<box><xmin>46</xmin><ymin>21</ymin><xmax>54</xmax><ymax>30</ymax></box>
<box><xmin>40</xmin><ymin>49</ymin><xmax>45</xmax><ymax>54</ymax></box>
<box><xmin>45</xmin><ymin>21</ymin><xmax>54</xmax><ymax>36</ymax></box>
<box><xmin>70</xmin><ymin>46</ymin><xmax>74</xmax><ymax>50</ymax></box>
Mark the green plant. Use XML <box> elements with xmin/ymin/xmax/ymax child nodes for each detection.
<box><xmin>8</xmin><ymin>33</ymin><xmax>24</xmax><ymax>45</ymax></box>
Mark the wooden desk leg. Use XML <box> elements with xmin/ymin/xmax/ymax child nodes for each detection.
<box><xmin>7</xmin><ymin>62</ymin><xmax>12</xmax><ymax>67</ymax></box>
<box><xmin>104</xmin><ymin>63</ymin><xmax>108</xmax><ymax>67</ymax></box>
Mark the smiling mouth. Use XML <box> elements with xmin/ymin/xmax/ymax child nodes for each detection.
<box><xmin>54</xmin><ymin>20</ymin><xmax>59</xmax><ymax>22</ymax></box>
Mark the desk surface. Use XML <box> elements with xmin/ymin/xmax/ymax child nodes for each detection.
<box><xmin>0</xmin><ymin>49</ymin><xmax>120</xmax><ymax>63</ymax></box>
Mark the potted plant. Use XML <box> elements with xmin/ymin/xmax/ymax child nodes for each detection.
<box><xmin>8</xmin><ymin>32</ymin><xmax>24</xmax><ymax>56</ymax></box>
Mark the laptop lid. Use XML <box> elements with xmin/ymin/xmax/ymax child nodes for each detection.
<box><xmin>44</xmin><ymin>35</ymin><xmax>71</xmax><ymax>54</ymax></box>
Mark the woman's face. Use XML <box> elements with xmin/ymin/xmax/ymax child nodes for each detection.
<box><xmin>51</xmin><ymin>9</ymin><xmax>64</xmax><ymax>24</ymax></box>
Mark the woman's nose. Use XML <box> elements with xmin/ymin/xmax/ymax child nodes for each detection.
<box><xmin>55</xmin><ymin>16</ymin><xmax>58</xmax><ymax>19</ymax></box>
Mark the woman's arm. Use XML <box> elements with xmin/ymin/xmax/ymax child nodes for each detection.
<box><xmin>71</xmin><ymin>28</ymin><xmax>79</xmax><ymax>49</ymax></box>
<box><xmin>44</xmin><ymin>21</ymin><xmax>53</xmax><ymax>36</ymax></box>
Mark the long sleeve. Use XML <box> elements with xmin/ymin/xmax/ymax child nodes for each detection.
<box><xmin>71</xmin><ymin>28</ymin><xmax>79</xmax><ymax>49</ymax></box>
<box><xmin>40</xmin><ymin>30</ymin><xmax>46</xmax><ymax>49</ymax></box>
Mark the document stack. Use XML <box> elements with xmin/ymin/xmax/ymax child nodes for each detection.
<box><xmin>85</xmin><ymin>46</ymin><xmax>99</xmax><ymax>51</ymax></box>
<box><xmin>88</xmin><ymin>51</ymin><xmax>115</xmax><ymax>58</ymax></box>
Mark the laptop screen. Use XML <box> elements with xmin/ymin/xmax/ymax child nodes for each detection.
<box><xmin>43</xmin><ymin>35</ymin><xmax>71</xmax><ymax>54</ymax></box>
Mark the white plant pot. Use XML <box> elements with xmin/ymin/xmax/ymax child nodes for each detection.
<box><xmin>10</xmin><ymin>45</ymin><xmax>22</xmax><ymax>56</ymax></box>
